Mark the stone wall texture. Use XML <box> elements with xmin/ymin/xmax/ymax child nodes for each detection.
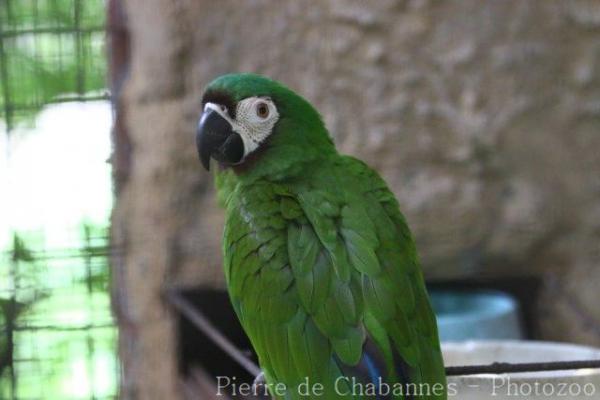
<box><xmin>111</xmin><ymin>0</ymin><xmax>600</xmax><ymax>397</ymax></box>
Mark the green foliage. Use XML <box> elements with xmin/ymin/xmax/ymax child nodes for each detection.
<box><xmin>0</xmin><ymin>1</ymin><xmax>114</xmax><ymax>397</ymax></box>
<box><xmin>0</xmin><ymin>226</ymin><xmax>116</xmax><ymax>398</ymax></box>
<box><xmin>0</xmin><ymin>0</ymin><xmax>107</xmax><ymax>129</ymax></box>
<box><xmin>10</xmin><ymin>234</ymin><xmax>34</xmax><ymax>263</ymax></box>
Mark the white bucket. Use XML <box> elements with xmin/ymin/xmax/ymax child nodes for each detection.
<box><xmin>442</xmin><ymin>340</ymin><xmax>600</xmax><ymax>399</ymax></box>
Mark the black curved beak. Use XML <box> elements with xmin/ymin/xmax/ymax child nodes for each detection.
<box><xmin>196</xmin><ymin>108</ymin><xmax>244</xmax><ymax>170</ymax></box>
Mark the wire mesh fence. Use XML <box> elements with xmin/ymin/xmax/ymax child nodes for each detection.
<box><xmin>0</xmin><ymin>0</ymin><xmax>108</xmax><ymax>132</ymax></box>
<box><xmin>0</xmin><ymin>0</ymin><xmax>115</xmax><ymax>398</ymax></box>
<box><xmin>0</xmin><ymin>226</ymin><xmax>117</xmax><ymax>399</ymax></box>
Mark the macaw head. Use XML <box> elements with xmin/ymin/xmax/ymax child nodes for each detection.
<box><xmin>196</xmin><ymin>73</ymin><xmax>334</xmax><ymax>173</ymax></box>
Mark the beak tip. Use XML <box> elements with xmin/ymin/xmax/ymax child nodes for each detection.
<box><xmin>200</xmin><ymin>152</ymin><xmax>211</xmax><ymax>171</ymax></box>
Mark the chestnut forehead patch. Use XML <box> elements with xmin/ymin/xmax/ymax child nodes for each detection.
<box><xmin>201</xmin><ymin>89</ymin><xmax>237</xmax><ymax>119</ymax></box>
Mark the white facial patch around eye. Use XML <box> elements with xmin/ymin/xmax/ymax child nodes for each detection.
<box><xmin>232</xmin><ymin>97</ymin><xmax>279</xmax><ymax>156</ymax></box>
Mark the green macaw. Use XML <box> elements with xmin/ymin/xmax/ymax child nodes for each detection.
<box><xmin>196</xmin><ymin>73</ymin><xmax>446</xmax><ymax>399</ymax></box>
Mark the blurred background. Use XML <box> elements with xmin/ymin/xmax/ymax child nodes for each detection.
<box><xmin>0</xmin><ymin>0</ymin><xmax>115</xmax><ymax>398</ymax></box>
<box><xmin>1</xmin><ymin>0</ymin><xmax>600</xmax><ymax>399</ymax></box>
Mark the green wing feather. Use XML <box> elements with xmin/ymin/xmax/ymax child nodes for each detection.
<box><xmin>222</xmin><ymin>158</ymin><xmax>446</xmax><ymax>399</ymax></box>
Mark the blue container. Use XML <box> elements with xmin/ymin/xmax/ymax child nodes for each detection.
<box><xmin>429</xmin><ymin>290</ymin><xmax>524</xmax><ymax>342</ymax></box>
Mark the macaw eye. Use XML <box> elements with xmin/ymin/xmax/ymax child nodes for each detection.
<box><xmin>256</xmin><ymin>102</ymin><xmax>269</xmax><ymax>119</ymax></box>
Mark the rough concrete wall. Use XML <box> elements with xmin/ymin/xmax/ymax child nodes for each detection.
<box><xmin>112</xmin><ymin>0</ymin><xmax>600</xmax><ymax>397</ymax></box>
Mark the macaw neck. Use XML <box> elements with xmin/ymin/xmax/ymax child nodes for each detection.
<box><xmin>235</xmin><ymin>146</ymin><xmax>334</xmax><ymax>184</ymax></box>
<box><xmin>213</xmin><ymin>146</ymin><xmax>337</xmax><ymax>210</ymax></box>
<box><xmin>223</xmin><ymin>125</ymin><xmax>336</xmax><ymax>184</ymax></box>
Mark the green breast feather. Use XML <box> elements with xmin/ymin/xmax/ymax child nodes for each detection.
<box><xmin>221</xmin><ymin>156</ymin><xmax>446</xmax><ymax>400</ymax></box>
